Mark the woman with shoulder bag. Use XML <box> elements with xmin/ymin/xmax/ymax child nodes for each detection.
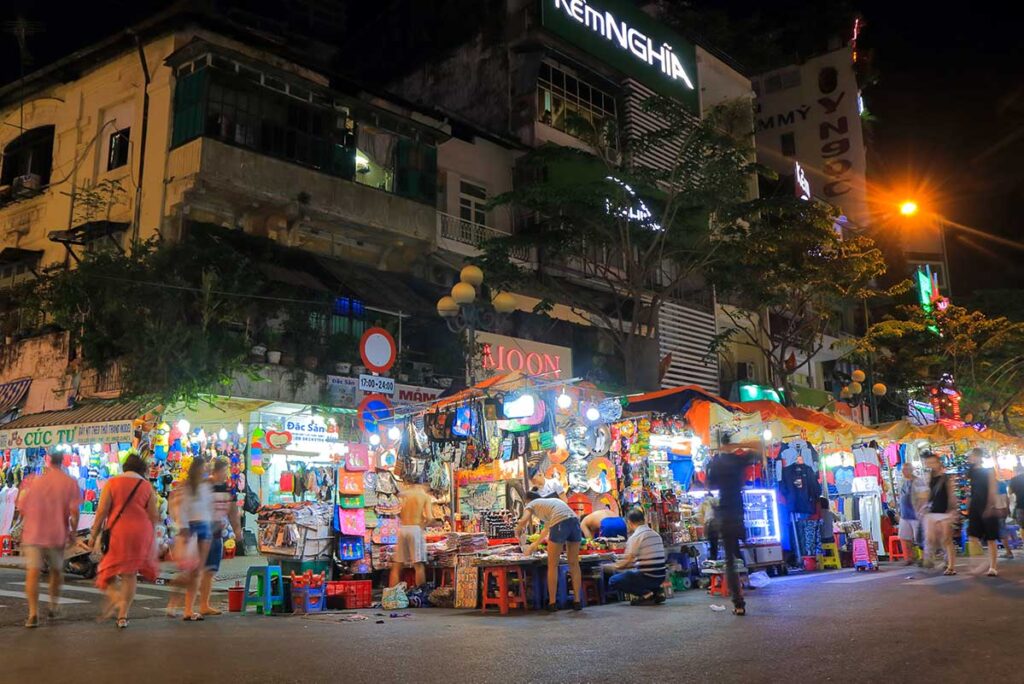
<box><xmin>89</xmin><ymin>452</ymin><xmax>160</xmax><ymax>628</ymax></box>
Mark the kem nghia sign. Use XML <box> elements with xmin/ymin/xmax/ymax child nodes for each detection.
<box><xmin>542</xmin><ymin>0</ymin><xmax>699</xmax><ymax>110</ymax></box>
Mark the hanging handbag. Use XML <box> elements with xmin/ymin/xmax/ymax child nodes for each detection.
<box><xmin>100</xmin><ymin>479</ymin><xmax>143</xmax><ymax>554</ymax></box>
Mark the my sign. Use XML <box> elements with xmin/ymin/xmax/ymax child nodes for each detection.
<box><xmin>476</xmin><ymin>332</ymin><xmax>572</xmax><ymax>379</ymax></box>
<box><xmin>541</xmin><ymin>0</ymin><xmax>698</xmax><ymax>110</ymax></box>
<box><xmin>0</xmin><ymin>420</ymin><xmax>135</xmax><ymax>449</ymax></box>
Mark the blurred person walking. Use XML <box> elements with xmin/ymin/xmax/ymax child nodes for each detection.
<box><xmin>16</xmin><ymin>451</ymin><xmax>80</xmax><ymax>628</ymax></box>
<box><xmin>197</xmin><ymin>459</ymin><xmax>242</xmax><ymax>615</ymax></box>
<box><xmin>922</xmin><ymin>452</ymin><xmax>957</xmax><ymax>575</ymax></box>
<box><xmin>965</xmin><ymin>448</ymin><xmax>1001</xmax><ymax>576</ymax></box>
<box><xmin>707</xmin><ymin>446</ymin><xmax>754</xmax><ymax>616</ymax></box>
<box><xmin>169</xmin><ymin>457</ymin><xmax>214</xmax><ymax>621</ymax></box>
<box><xmin>89</xmin><ymin>452</ymin><xmax>159</xmax><ymax>628</ymax></box>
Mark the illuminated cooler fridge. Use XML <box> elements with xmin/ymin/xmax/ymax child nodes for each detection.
<box><xmin>739</xmin><ymin>489</ymin><xmax>785</xmax><ymax>573</ymax></box>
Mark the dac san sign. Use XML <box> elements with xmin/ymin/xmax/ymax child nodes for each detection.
<box><xmin>477</xmin><ymin>332</ymin><xmax>572</xmax><ymax>378</ymax></box>
<box><xmin>542</xmin><ymin>0</ymin><xmax>698</xmax><ymax>110</ymax></box>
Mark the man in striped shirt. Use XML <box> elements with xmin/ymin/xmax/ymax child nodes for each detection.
<box><xmin>607</xmin><ymin>508</ymin><xmax>666</xmax><ymax>605</ymax></box>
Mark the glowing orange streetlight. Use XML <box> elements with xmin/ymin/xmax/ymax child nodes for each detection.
<box><xmin>899</xmin><ymin>200</ymin><xmax>919</xmax><ymax>217</ymax></box>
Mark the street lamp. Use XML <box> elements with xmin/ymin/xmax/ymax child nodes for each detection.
<box><xmin>899</xmin><ymin>200</ymin><xmax>919</xmax><ymax>217</ymax></box>
<box><xmin>437</xmin><ymin>265</ymin><xmax>516</xmax><ymax>386</ymax></box>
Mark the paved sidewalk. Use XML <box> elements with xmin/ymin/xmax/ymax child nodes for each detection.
<box><xmin>0</xmin><ymin>553</ymin><xmax>255</xmax><ymax>591</ymax></box>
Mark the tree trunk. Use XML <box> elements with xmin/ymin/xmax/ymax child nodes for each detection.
<box><xmin>623</xmin><ymin>335</ymin><xmax>662</xmax><ymax>392</ymax></box>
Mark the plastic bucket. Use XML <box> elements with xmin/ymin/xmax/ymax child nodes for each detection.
<box><xmin>802</xmin><ymin>556</ymin><xmax>818</xmax><ymax>572</ymax></box>
<box><xmin>227</xmin><ymin>586</ymin><xmax>245</xmax><ymax>612</ymax></box>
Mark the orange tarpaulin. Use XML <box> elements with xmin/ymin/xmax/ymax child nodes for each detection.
<box><xmin>735</xmin><ymin>400</ymin><xmax>792</xmax><ymax>421</ymax></box>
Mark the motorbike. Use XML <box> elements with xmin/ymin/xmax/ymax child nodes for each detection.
<box><xmin>63</xmin><ymin>529</ymin><xmax>98</xmax><ymax>579</ymax></box>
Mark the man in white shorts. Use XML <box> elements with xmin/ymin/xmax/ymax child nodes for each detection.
<box><xmin>390</xmin><ymin>483</ymin><xmax>433</xmax><ymax>588</ymax></box>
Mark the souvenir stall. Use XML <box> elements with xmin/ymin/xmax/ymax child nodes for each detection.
<box><xmin>0</xmin><ymin>404</ymin><xmax>151</xmax><ymax>551</ymax></box>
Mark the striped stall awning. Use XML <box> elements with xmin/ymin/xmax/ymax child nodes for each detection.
<box><xmin>0</xmin><ymin>378</ymin><xmax>31</xmax><ymax>417</ymax></box>
<box><xmin>0</xmin><ymin>401</ymin><xmax>147</xmax><ymax>449</ymax></box>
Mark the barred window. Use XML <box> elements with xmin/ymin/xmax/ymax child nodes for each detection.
<box><xmin>537</xmin><ymin>62</ymin><xmax>616</xmax><ymax>142</ymax></box>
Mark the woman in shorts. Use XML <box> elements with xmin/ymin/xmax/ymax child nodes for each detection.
<box><xmin>516</xmin><ymin>491</ymin><xmax>584</xmax><ymax>612</ymax></box>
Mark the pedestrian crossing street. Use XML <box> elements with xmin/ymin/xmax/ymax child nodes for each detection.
<box><xmin>0</xmin><ymin>579</ymin><xmax>178</xmax><ymax>607</ymax></box>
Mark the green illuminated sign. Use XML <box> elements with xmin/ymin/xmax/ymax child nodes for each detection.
<box><xmin>540</xmin><ymin>0</ymin><xmax>699</xmax><ymax>111</ymax></box>
<box><xmin>739</xmin><ymin>383</ymin><xmax>782</xmax><ymax>404</ymax></box>
<box><xmin>916</xmin><ymin>266</ymin><xmax>940</xmax><ymax>334</ymax></box>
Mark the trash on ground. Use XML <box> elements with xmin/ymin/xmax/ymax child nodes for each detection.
<box><xmin>710</xmin><ymin>604</ymin><xmax>727</xmax><ymax>612</ymax></box>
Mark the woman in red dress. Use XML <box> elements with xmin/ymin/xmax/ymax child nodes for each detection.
<box><xmin>89</xmin><ymin>452</ymin><xmax>159</xmax><ymax>628</ymax></box>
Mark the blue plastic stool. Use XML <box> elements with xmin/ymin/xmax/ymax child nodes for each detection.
<box><xmin>292</xmin><ymin>585</ymin><xmax>326</xmax><ymax>614</ymax></box>
<box><xmin>243</xmin><ymin>564</ymin><xmax>284</xmax><ymax>615</ymax></box>
<box><xmin>531</xmin><ymin>564</ymin><xmax>570</xmax><ymax>608</ymax></box>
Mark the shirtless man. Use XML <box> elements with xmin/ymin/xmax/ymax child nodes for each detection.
<box><xmin>580</xmin><ymin>506</ymin><xmax>627</xmax><ymax>539</ymax></box>
<box><xmin>390</xmin><ymin>483</ymin><xmax>434</xmax><ymax>588</ymax></box>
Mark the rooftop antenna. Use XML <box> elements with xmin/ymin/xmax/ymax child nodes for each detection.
<box><xmin>2</xmin><ymin>17</ymin><xmax>46</xmax><ymax>134</ymax></box>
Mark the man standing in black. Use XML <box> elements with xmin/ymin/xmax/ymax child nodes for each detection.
<box><xmin>707</xmin><ymin>447</ymin><xmax>753</xmax><ymax>616</ymax></box>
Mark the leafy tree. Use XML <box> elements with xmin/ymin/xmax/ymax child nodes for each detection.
<box><xmin>861</xmin><ymin>303</ymin><xmax>1024</xmax><ymax>433</ymax></box>
<box><xmin>20</xmin><ymin>226</ymin><xmax>351</xmax><ymax>408</ymax></box>
<box><xmin>23</xmin><ymin>235</ymin><xmax>260</xmax><ymax>408</ymax></box>
<box><xmin>477</xmin><ymin>99</ymin><xmax>766</xmax><ymax>390</ymax></box>
<box><xmin>708</xmin><ymin>203</ymin><xmax>900</xmax><ymax>406</ymax></box>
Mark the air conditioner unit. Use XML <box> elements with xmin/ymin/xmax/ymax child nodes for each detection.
<box><xmin>13</xmin><ymin>174</ymin><xmax>41</xmax><ymax>195</ymax></box>
<box><xmin>737</xmin><ymin>361</ymin><xmax>756</xmax><ymax>381</ymax></box>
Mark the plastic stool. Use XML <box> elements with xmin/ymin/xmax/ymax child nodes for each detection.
<box><xmin>818</xmin><ymin>543</ymin><xmax>841</xmax><ymax>570</ymax></box>
<box><xmin>243</xmin><ymin>565</ymin><xmax>284</xmax><ymax>615</ymax></box>
<box><xmin>292</xmin><ymin>584</ymin><xmax>326</xmax><ymax>614</ymax></box>
<box><xmin>530</xmin><ymin>564</ymin><xmax>570</xmax><ymax>608</ymax></box>
<box><xmin>480</xmin><ymin>565</ymin><xmax>528</xmax><ymax>615</ymax></box>
<box><xmin>887</xmin><ymin>536</ymin><xmax>908</xmax><ymax>562</ymax></box>
<box><xmin>708</xmin><ymin>574</ymin><xmax>729</xmax><ymax>597</ymax></box>
<box><xmin>0</xmin><ymin>535</ymin><xmax>13</xmax><ymax>558</ymax></box>
<box><xmin>437</xmin><ymin>567</ymin><xmax>455</xmax><ymax>587</ymax></box>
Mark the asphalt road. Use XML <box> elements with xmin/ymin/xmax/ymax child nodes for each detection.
<box><xmin>1</xmin><ymin>556</ymin><xmax>1021</xmax><ymax>684</ymax></box>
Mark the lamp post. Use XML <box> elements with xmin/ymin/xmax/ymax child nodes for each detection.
<box><xmin>837</xmin><ymin>368</ymin><xmax>887</xmax><ymax>425</ymax></box>
<box><xmin>436</xmin><ymin>265</ymin><xmax>517</xmax><ymax>387</ymax></box>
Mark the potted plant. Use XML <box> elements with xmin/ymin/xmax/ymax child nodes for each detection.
<box><xmin>250</xmin><ymin>343</ymin><xmax>268</xmax><ymax>362</ymax></box>
<box><xmin>326</xmin><ymin>332</ymin><xmax>356</xmax><ymax>375</ymax></box>
<box><xmin>265</xmin><ymin>332</ymin><xmax>282</xmax><ymax>365</ymax></box>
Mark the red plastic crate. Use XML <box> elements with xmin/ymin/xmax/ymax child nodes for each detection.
<box><xmin>327</xmin><ymin>580</ymin><xmax>372</xmax><ymax>609</ymax></box>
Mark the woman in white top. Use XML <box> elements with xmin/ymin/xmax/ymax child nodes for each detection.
<box><xmin>515</xmin><ymin>491</ymin><xmax>584</xmax><ymax>612</ymax></box>
<box><xmin>168</xmin><ymin>457</ymin><xmax>213</xmax><ymax>621</ymax></box>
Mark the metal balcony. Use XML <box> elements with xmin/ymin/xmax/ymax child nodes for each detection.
<box><xmin>436</xmin><ymin>212</ymin><xmax>531</xmax><ymax>262</ymax></box>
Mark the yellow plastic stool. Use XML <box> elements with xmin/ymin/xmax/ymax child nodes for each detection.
<box><xmin>818</xmin><ymin>543</ymin><xmax>841</xmax><ymax>570</ymax></box>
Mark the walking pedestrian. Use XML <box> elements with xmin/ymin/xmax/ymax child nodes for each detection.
<box><xmin>898</xmin><ymin>462</ymin><xmax>921</xmax><ymax>565</ymax></box>
<box><xmin>965</xmin><ymin>448</ymin><xmax>1001</xmax><ymax>576</ymax></box>
<box><xmin>707</xmin><ymin>446</ymin><xmax>753</xmax><ymax>616</ymax></box>
<box><xmin>1010</xmin><ymin>464</ymin><xmax>1024</xmax><ymax>531</ymax></box>
<box><xmin>171</xmin><ymin>457</ymin><xmax>214</xmax><ymax>621</ymax></box>
<box><xmin>922</xmin><ymin>451</ymin><xmax>957</xmax><ymax>575</ymax></box>
<box><xmin>516</xmin><ymin>490</ymin><xmax>584</xmax><ymax>612</ymax></box>
<box><xmin>197</xmin><ymin>458</ymin><xmax>243</xmax><ymax>616</ymax></box>
<box><xmin>88</xmin><ymin>452</ymin><xmax>159</xmax><ymax>629</ymax></box>
<box><xmin>16</xmin><ymin>451</ymin><xmax>80</xmax><ymax>628</ymax></box>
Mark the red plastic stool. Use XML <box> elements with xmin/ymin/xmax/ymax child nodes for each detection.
<box><xmin>481</xmin><ymin>565</ymin><xmax>528</xmax><ymax>615</ymax></box>
<box><xmin>0</xmin><ymin>535</ymin><xmax>13</xmax><ymax>557</ymax></box>
<box><xmin>887</xmin><ymin>536</ymin><xmax>907</xmax><ymax>561</ymax></box>
<box><xmin>437</xmin><ymin>567</ymin><xmax>455</xmax><ymax>587</ymax></box>
<box><xmin>708</xmin><ymin>574</ymin><xmax>730</xmax><ymax>597</ymax></box>
<box><xmin>581</xmin><ymin>578</ymin><xmax>602</xmax><ymax>605</ymax></box>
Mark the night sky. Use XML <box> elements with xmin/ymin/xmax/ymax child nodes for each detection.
<box><xmin>2</xmin><ymin>1</ymin><xmax>1023</xmax><ymax>298</ymax></box>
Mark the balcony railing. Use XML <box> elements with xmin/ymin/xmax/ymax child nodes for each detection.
<box><xmin>436</xmin><ymin>212</ymin><xmax>530</xmax><ymax>262</ymax></box>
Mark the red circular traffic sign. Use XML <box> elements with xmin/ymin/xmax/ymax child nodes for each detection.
<box><xmin>357</xmin><ymin>395</ymin><xmax>393</xmax><ymax>433</ymax></box>
<box><xmin>359</xmin><ymin>327</ymin><xmax>397</xmax><ymax>374</ymax></box>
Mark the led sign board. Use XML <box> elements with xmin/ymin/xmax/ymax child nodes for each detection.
<box><xmin>541</xmin><ymin>0</ymin><xmax>699</xmax><ymax>110</ymax></box>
